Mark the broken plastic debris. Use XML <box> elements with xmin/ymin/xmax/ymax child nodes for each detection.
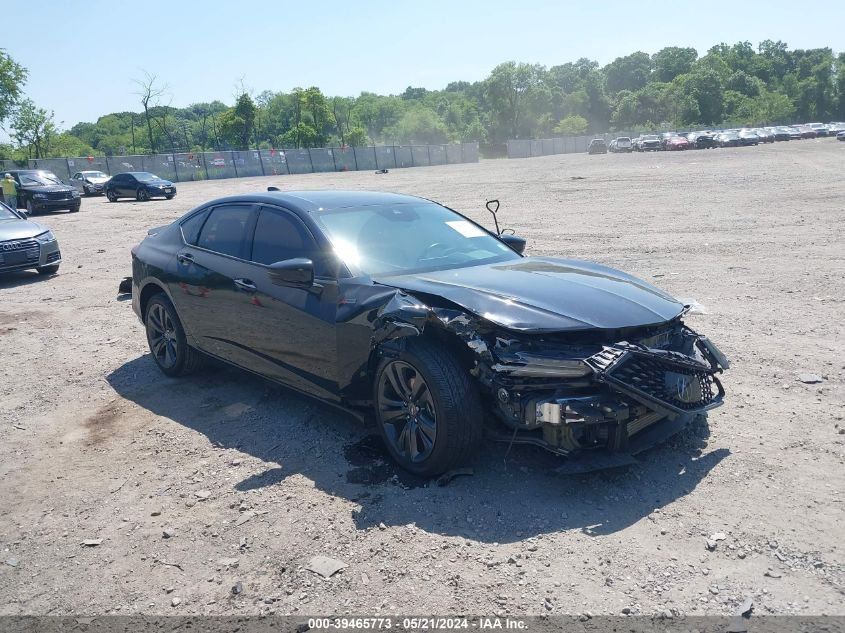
<box><xmin>305</xmin><ymin>555</ymin><xmax>348</xmax><ymax>578</ymax></box>
<box><xmin>436</xmin><ymin>467</ymin><xmax>474</xmax><ymax>487</ymax></box>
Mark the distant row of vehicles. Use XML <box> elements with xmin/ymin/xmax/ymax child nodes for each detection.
<box><xmin>0</xmin><ymin>169</ymin><xmax>177</xmax><ymax>215</ymax></box>
<box><xmin>590</xmin><ymin>121</ymin><xmax>845</xmax><ymax>154</ymax></box>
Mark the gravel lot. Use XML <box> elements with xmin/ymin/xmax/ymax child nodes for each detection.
<box><xmin>1</xmin><ymin>140</ymin><xmax>843</xmax><ymax>617</ymax></box>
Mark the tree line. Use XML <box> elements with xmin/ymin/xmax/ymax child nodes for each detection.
<box><xmin>1</xmin><ymin>40</ymin><xmax>844</xmax><ymax>160</ymax></box>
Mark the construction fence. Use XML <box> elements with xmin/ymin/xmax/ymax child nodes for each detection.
<box><xmin>1</xmin><ymin>143</ymin><xmax>479</xmax><ymax>183</ymax></box>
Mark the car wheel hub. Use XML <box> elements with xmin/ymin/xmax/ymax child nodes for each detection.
<box><xmin>378</xmin><ymin>360</ymin><xmax>437</xmax><ymax>463</ymax></box>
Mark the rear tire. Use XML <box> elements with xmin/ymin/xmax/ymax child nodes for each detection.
<box><xmin>106</xmin><ymin>190</ymin><xmax>117</xmax><ymax>202</ymax></box>
<box><xmin>144</xmin><ymin>293</ymin><xmax>204</xmax><ymax>377</ymax></box>
<box><xmin>136</xmin><ymin>188</ymin><xmax>149</xmax><ymax>202</ymax></box>
<box><xmin>374</xmin><ymin>339</ymin><xmax>482</xmax><ymax>477</ymax></box>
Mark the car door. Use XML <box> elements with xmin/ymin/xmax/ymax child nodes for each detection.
<box><xmin>110</xmin><ymin>174</ymin><xmax>125</xmax><ymax>196</ymax></box>
<box><xmin>121</xmin><ymin>174</ymin><xmax>137</xmax><ymax>197</ymax></box>
<box><xmin>71</xmin><ymin>173</ymin><xmax>82</xmax><ymax>192</ymax></box>
<box><xmin>168</xmin><ymin>202</ymin><xmax>260</xmax><ymax>368</ymax></box>
<box><xmin>235</xmin><ymin>205</ymin><xmax>340</xmax><ymax>401</ymax></box>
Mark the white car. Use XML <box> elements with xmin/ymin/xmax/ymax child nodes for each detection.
<box><xmin>70</xmin><ymin>170</ymin><xmax>110</xmax><ymax>196</ymax></box>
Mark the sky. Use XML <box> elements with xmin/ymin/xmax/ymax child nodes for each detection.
<box><xmin>3</xmin><ymin>0</ymin><xmax>844</xmax><ymax>131</ymax></box>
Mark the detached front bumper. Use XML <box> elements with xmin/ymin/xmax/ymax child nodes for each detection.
<box><xmin>485</xmin><ymin>329</ymin><xmax>728</xmax><ymax>464</ymax></box>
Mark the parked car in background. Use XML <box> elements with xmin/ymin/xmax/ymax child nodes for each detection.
<box><xmin>781</xmin><ymin>126</ymin><xmax>803</xmax><ymax>140</ymax></box>
<box><xmin>0</xmin><ymin>201</ymin><xmax>62</xmax><ymax>275</ymax></box>
<box><xmin>105</xmin><ymin>172</ymin><xmax>176</xmax><ymax>202</ymax></box>
<box><xmin>609</xmin><ymin>137</ymin><xmax>632</xmax><ymax>153</ymax></box>
<box><xmin>687</xmin><ymin>132</ymin><xmax>719</xmax><ymax>149</ymax></box>
<box><xmin>752</xmin><ymin>128</ymin><xmax>775</xmax><ymax>143</ymax></box>
<box><xmin>587</xmin><ymin>138</ymin><xmax>608</xmax><ymax>154</ymax></box>
<box><xmin>738</xmin><ymin>130</ymin><xmax>760</xmax><ymax>146</ymax></box>
<box><xmin>715</xmin><ymin>132</ymin><xmax>742</xmax><ymax>147</ymax></box>
<box><xmin>825</xmin><ymin>122</ymin><xmax>845</xmax><ymax>135</ymax></box>
<box><xmin>837</xmin><ymin>130</ymin><xmax>845</xmax><ymax>141</ymax></box>
<box><xmin>806</xmin><ymin>123</ymin><xmax>829</xmax><ymax>136</ymax></box>
<box><xmin>792</xmin><ymin>125</ymin><xmax>817</xmax><ymax>139</ymax></box>
<box><xmin>769</xmin><ymin>127</ymin><xmax>792</xmax><ymax>141</ymax></box>
<box><xmin>5</xmin><ymin>170</ymin><xmax>81</xmax><ymax>214</ymax></box>
<box><xmin>124</xmin><ymin>190</ymin><xmax>729</xmax><ymax>476</ymax></box>
<box><xmin>635</xmin><ymin>135</ymin><xmax>662</xmax><ymax>151</ymax></box>
<box><xmin>70</xmin><ymin>170</ymin><xmax>109</xmax><ymax>196</ymax></box>
<box><xmin>664</xmin><ymin>135</ymin><xmax>691</xmax><ymax>151</ymax></box>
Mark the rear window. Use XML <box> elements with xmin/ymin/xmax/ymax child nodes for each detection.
<box><xmin>180</xmin><ymin>209</ymin><xmax>210</xmax><ymax>245</ymax></box>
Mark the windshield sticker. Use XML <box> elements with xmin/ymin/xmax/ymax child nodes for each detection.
<box><xmin>445</xmin><ymin>220</ymin><xmax>486</xmax><ymax>238</ymax></box>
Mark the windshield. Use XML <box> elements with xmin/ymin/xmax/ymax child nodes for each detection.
<box><xmin>0</xmin><ymin>202</ymin><xmax>20</xmax><ymax>220</ymax></box>
<box><xmin>83</xmin><ymin>171</ymin><xmax>107</xmax><ymax>178</ymax></box>
<box><xmin>642</xmin><ymin>135</ymin><xmax>659</xmax><ymax>141</ymax></box>
<box><xmin>18</xmin><ymin>171</ymin><xmax>63</xmax><ymax>186</ymax></box>
<box><xmin>133</xmin><ymin>172</ymin><xmax>160</xmax><ymax>182</ymax></box>
<box><xmin>316</xmin><ymin>202</ymin><xmax>520</xmax><ymax>276</ymax></box>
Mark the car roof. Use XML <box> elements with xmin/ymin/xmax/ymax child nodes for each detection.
<box><xmin>201</xmin><ymin>190</ymin><xmax>426</xmax><ymax>213</ymax></box>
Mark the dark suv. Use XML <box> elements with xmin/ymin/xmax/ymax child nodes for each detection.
<box><xmin>7</xmin><ymin>170</ymin><xmax>81</xmax><ymax>214</ymax></box>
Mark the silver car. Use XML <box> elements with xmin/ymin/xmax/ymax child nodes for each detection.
<box><xmin>0</xmin><ymin>202</ymin><xmax>62</xmax><ymax>275</ymax></box>
<box><xmin>70</xmin><ymin>170</ymin><xmax>110</xmax><ymax>195</ymax></box>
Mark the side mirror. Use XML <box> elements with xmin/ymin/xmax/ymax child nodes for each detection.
<box><xmin>499</xmin><ymin>233</ymin><xmax>526</xmax><ymax>254</ymax></box>
<box><xmin>267</xmin><ymin>257</ymin><xmax>314</xmax><ymax>288</ymax></box>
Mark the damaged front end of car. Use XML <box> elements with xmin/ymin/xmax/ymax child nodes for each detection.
<box><xmin>372</xmin><ymin>293</ymin><xmax>728</xmax><ymax>470</ymax></box>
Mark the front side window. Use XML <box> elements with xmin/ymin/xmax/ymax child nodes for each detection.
<box><xmin>251</xmin><ymin>208</ymin><xmax>316</xmax><ymax>265</ymax></box>
<box><xmin>196</xmin><ymin>205</ymin><xmax>253</xmax><ymax>258</ymax></box>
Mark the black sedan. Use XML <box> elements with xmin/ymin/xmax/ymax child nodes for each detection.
<box><xmin>715</xmin><ymin>132</ymin><xmax>742</xmax><ymax>148</ymax></box>
<box><xmin>124</xmin><ymin>191</ymin><xmax>728</xmax><ymax>476</ymax></box>
<box><xmin>6</xmin><ymin>170</ymin><xmax>81</xmax><ymax>214</ymax></box>
<box><xmin>105</xmin><ymin>172</ymin><xmax>176</xmax><ymax>202</ymax></box>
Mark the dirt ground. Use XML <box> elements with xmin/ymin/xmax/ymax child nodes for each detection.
<box><xmin>1</xmin><ymin>140</ymin><xmax>843</xmax><ymax>618</ymax></box>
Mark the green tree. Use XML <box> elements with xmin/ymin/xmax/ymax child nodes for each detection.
<box><xmin>384</xmin><ymin>107</ymin><xmax>449</xmax><ymax>144</ymax></box>
<box><xmin>10</xmin><ymin>98</ymin><xmax>57</xmax><ymax>158</ymax></box>
<box><xmin>0</xmin><ymin>49</ymin><xmax>28</xmax><ymax>125</ymax></box>
<box><xmin>553</xmin><ymin>115</ymin><xmax>588</xmax><ymax>135</ymax></box>
<box><xmin>485</xmin><ymin>61</ymin><xmax>545</xmax><ymax>140</ymax></box>
<box><xmin>652</xmin><ymin>47</ymin><xmax>698</xmax><ymax>83</ymax></box>
<box><xmin>604</xmin><ymin>52</ymin><xmax>653</xmax><ymax>94</ymax></box>
<box><xmin>218</xmin><ymin>93</ymin><xmax>257</xmax><ymax>149</ymax></box>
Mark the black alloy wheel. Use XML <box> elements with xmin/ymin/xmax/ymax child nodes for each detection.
<box><xmin>377</xmin><ymin>360</ymin><xmax>438</xmax><ymax>465</ymax></box>
<box><xmin>373</xmin><ymin>340</ymin><xmax>482</xmax><ymax>476</ymax></box>
<box><xmin>106</xmin><ymin>190</ymin><xmax>117</xmax><ymax>202</ymax></box>
<box><xmin>136</xmin><ymin>187</ymin><xmax>149</xmax><ymax>202</ymax></box>
<box><xmin>146</xmin><ymin>301</ymin><xmax>179</xmax><ymax>371</ymax></box>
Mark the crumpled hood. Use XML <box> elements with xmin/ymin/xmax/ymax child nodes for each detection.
<box><xmin>374</xmin><ymin>256</ymin><xmax>685</xmax><ymax>332</ymax></box>
<box><xmin>0</xmin><ymin>218</ymin><xmax>49</xmax><ymax>240</ymax></box>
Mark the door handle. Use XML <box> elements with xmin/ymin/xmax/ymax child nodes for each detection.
<box><xmin>177</xmin><ymin>252</ymin><xmax>195</xmax><ymax>264</ymax></box>
<box><xmin>234</xmin><ymin>278</ymin><xmax>257</xmax><ymax>292</ymax></box>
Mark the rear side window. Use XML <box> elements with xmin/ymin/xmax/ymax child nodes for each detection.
<box><xmin>197</xmin><ymin>205</ymin><xmax>253</xmax><ymax>258</ymax></box>
<box><xmin>180</xmin><ymin>209</ymin><xmax>210</xmax><ymax>245</ymax></box>
<box><xmin>251</xmin><ymin>207</ymin><xmax>316</xmax><ymax>265</ymax></box>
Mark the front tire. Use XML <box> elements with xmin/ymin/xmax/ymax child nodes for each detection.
<box><xmin>36</xmin><ymin>264</ymin><xmax>59</xmax><ymax>275</ymax></box>
<box><xmin>136</xmin><ymin>188</ymin><xmax>149</xmax><ymax>202</ymax></box>
<box><xmin>374</xmin><ymin>340</ymin><xmax>482</xmax><ymax>477</ymax></box>
<box><xmin>144</xmin><ymin>294</ymin><xmax>204</xmax><ymax>377</ymax></box>
<box><xmin>106</xmin><ymin>190</ymin><xmax>117</xmax><ymax>202</ymax></box>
